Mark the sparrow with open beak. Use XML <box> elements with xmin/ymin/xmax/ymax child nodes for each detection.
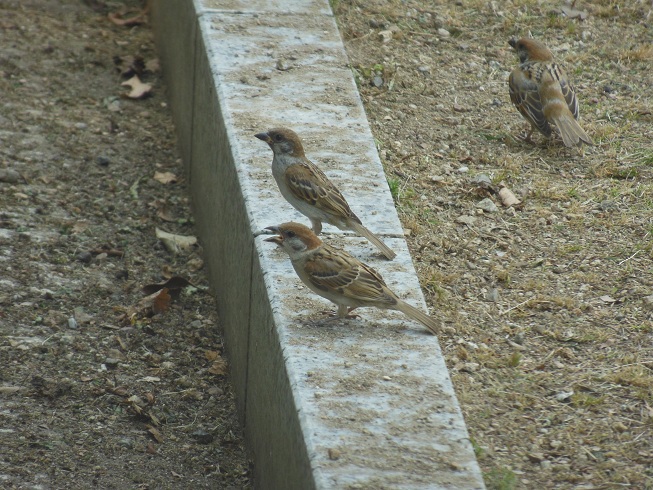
<box><xmin>508</xmin><ymin>37</ymin><xmax>592</xmax><ymax>148</ymax></box>
<box><xmin>265</xmin><ymin>222</ymin><xmax>439</xmax><ymax>335</ymax></box>
<box><xmin>255</xmin><ymin>128</ymin><xmax>396</xmax><ymax>260</ymax></box>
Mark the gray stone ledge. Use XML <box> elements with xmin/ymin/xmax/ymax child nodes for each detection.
<box><xmin>152</xmin><ymin>1</ymin><xmax>485</xmax><ymax>488</ymax></box>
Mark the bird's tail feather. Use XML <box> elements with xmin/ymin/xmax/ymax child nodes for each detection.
<box><xmin>395</xmin><ymin>300</ymin><xmax>440</xmax><ymax>335</ymax></box>
<box><xmin>554</xmin><ymin>115</ymin><xmax>592</xmax><ymax>148</ymax></box>
<box><xmin>350</xmin><ymin>222</ymin><xmax>396</xmax><ymax>260</ymax></box>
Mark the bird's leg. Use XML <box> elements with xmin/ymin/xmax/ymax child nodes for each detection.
<box><xmin>520</xmin><ymin>125</ymin><xmax>536</xmax><ymax>144</ymax></box>
<box><xmin>319</xmin><ymin>304</ymin><xmax>360</xmax><ymax>320</ymax></box>
<box><xmin>339</xmin><ymin>304</ymin><xmax>361</xmax><ymax>320</ymax></box>
<box><xmin>310</xmin><ymin>219</ymin><xmax>323</xmax><ymax>235</ymax></box>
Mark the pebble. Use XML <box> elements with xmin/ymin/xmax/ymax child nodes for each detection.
<box><xmin>104</xmin><ymin>358</ymin><xmax>120</xmax><ymax>368</ymax></box>
<box><xmin>378</xmin><ymin>30</ymin><xmax>393</xmax><ymax>43</ymax></box>
<box><xmin>476</xmin><ymin>198</ymin><xmax>498</xmax><ymax>213</ymax></box>
<box><xmin>457</xmin><ymin>166</ymin><xmax>469</xmax><ymax>173</ymax></box>
<box><xmin>527</xmin><ymin>452</ymin><xmax>545</xmax><ymax>463</ymax></box>
<box><xmin>328</xmin><ymin>448</ymin><xmax>341</xmax><ymax>460</ymax></box>
<box><xmin>96</xmin><ymin>156</ymin><xmax>110</xmax><ymax>166</ymax></box>
<box><xmin>191</xmin><ymin>429</ymin><xmax>214</xmax><ymax>444</ymax></box>
<box><xmin>67</xmin><ymin>317</ymin><xmax>78</xmax><ymax>329</ymax></box>
<box><xmin>76</xmin><ymin>251</ymin><xmax>93</xmax><ymax>263</ymax></box>
<box><xmin>485</xmin><ymin>288</ymin><xmax>500</xmax><ymax>302</ymax></box>
<box><xmin>118</xmin><ymin>437</ymin><xmax>134</xmax><ymax>448</ymax></box>
<box><xmin>470</xmin><ymin>173</ymin><xmax>492</xmax><ymax>186</ymax></box>
<box><xmin>0</xmin><ymin>168</ymin><xmax>21</xmax><ymax>184</ymax></box>
<box><xmin>437</xmin><ymin>28</ymin><xmax>450</xmax><ymax>38</ymax></box>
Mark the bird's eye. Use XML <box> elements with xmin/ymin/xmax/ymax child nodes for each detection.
<box><xmin>285</xmin><ymin>230</ymin><xmax>296</xmax><ymax>238</ymax></box>
<box><xmin>274</xmin><ymin>134</ymin><xmax>283</xmax><ymax>142</ymax></box>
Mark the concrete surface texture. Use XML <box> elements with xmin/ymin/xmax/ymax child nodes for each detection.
<box><xmin>152</xmin><ymin>0</ymin><xmax>485</xmax><ymax>488</ymax></box>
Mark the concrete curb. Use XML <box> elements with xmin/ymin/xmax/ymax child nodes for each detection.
<box><xmin>152</xmin><ymin>1</ymin><xmax>485</xmax><ymax>488</ymax></box>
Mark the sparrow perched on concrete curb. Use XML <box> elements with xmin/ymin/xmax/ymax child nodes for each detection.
<box><xmin>508</xmin><ymin>37</ymin><xmax>592</xmax><ymax>148</ymax></box>
<box><xmin>265</xmin><ymin>222</ymin><xmax>439</xmax><ymax>335</ymax></box>
<box><xmin>255</xmin><ymin>128</ymin><xmax>397</xmax><ymax>260</ymax></box>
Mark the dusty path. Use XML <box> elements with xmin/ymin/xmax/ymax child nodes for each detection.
<box><xmin>0</xmin><ymin>1</ymin><xmax>251</xmax><ymax>488</ymax></box>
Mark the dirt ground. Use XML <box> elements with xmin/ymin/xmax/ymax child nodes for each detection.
<box><xmin>0</xmin><ymin>1</ymin><xmax>251</xmax><ymax>488</ymax></box>
<box><xmin>335</xmin><ymin>0</ymin><xmax>653</xmax><ymax>488</ymax></box>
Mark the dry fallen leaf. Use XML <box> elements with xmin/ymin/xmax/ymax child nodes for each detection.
<box><xmin>124</xmin><ymin>288</ymin><xmax>173</xmax><ymax>322</ymax></box>
<box><xmin>204</xmin><ymin>350</ymin><xmax>220</xmax><ymax>362</ymax></box>
<box><xmin>560</xmin><ymin>5</ymin><xmax>589</xmax><ymax>20</ymax></box>
<box><xmin>208</xmin><ymin>358</ymin><xmax>228</xmax><ymax>376</ymax></box>
<box><xmin>108</xmin><ymin>6</ymin><xmax>149</xmax><ymax>26</ymax></box>
<box><xmin>498</xmin><ymin>184</ymin><xmax>522</xmax><ymax>207</ymax></box>
<box><xmin>156</xmin><ymin>228</ymin><xmax>197</xmax><ymax>254</ymax></box>
<box><xmin>152</xmin><ymin>288</ymin><xmax>171</xmax><ymax>314</ymax></box>
<box><xmin>145</xmin><ymin>58</ymin><xmax>160</xmax><ymax>73</ymax></box>
<box><xmin>121</xmin><ymin>75</ymin><xmax>152</xmax><ymax>99</ymax></box>
<box><xmin>142</xmin><ymin>276</ymin><xmax>193</xmax><ymax>296</ymax></box>
<box><xmin>153</xmin><ymin>171</ymin><xmax>177</xmax><ymax>184</ymax></box>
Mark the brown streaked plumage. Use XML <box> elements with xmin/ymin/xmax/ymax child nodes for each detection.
<box><xmin>265</xmin><ymin>222</ymin><xmax>439</xmax><ymax>335</ymax></box>
<box><xmin>508</xmin><ymin>37</ymin><xmax>592</xmax><ymax>148</ymax></box>
<box><xmin>255</xmin><ymin>128</ymin><xmax>396</xmax><ymax>260</ymax></box>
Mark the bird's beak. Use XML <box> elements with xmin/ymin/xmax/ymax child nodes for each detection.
<box><xmin>255</xmin><ymin>132</ymin><xmax>272</xmax><ymax>144</ymax></box>
<box><xmin>263</xmin><ymin>226</ymin><xmax>283</xmax><ymax>245</ymax></box>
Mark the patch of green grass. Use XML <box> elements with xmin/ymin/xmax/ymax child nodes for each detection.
<box><xmin>471</xmin><ymin>438</ymin><xmax>486</xmax><ymax>459</ymax></box>
<box><xmin>507</xmin><ymin>352</ymin><xmax>521</xmax><ymax>368</ymax></box>
<box><xmin>485</xmin><ymin>466</ymin><xmax>517</xmax><ymax>490</ymax></box>
<box><xmin>571</xmin><ymin>393</ymin><xmax>605</xmax><ymax>408</ymax></box>
<box><xmin>388</xmin><ymin>177</ymin><xmax>400</xmax><ymax>201</ymax></box>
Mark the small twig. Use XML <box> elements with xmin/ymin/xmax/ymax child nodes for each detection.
<box><xmin>612</xmin><ymin>360</ymin><xmax>653</xmax><ymax>371</ymax></box>
<box><xmin>618</xmin><ymin>250</ymin><xmax>641</xmax><ymax>265</ymax></box>
<box><xmin>581</xmin><ymin>445</ymin><xmax>598</xmax><ymax>461</ymax></box>
<box><xmin>499</xmin><ymin>298</ymin><xmax>532</xmax><ymax>315</ymax></box>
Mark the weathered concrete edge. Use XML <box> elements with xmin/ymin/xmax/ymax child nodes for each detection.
<box><xmin>151</xmin><ymin>1</ymin><xmax>485</xmax><ymax>488</ymax></box>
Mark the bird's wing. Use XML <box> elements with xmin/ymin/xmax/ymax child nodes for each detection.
<box><xmin>555</xmin><ymin>65</ymin><xmax>580</xmax><ymax>119</ymax></box>
<box><xmin>509</xmin><ymin>67</ymin><xmax>552</xmax><ymax>137</ymax></box>
<box><xmin>284</xmin><ymin>161</ymin><xmax>359</xmax><ymax>222</ymax></box>
<box><xmin>304</xmin><ymin>247</ymin><xmax>396</xmax><ymax>306</ymax></box>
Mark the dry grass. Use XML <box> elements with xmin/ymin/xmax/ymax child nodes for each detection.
<box><xmin>335</xmin><ymin>0</ymin><xmax>653</xmax><ymax>487</ymax></box>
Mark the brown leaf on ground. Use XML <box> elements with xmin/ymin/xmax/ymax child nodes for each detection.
<box><xmin>152</xmin><ymin>288</ymin><xmax>171</xmax><ymax>314</ymax></box>
<box><xmin>121</xmin><ymin>75</ymin><xmax>152</xmax><ymax>99</ymax></box>
<box><xmin>149</xmin><ymin>198</ymin><xmax>177</xmax><ymax>222</ymax></box>
<box><xmin>148</xmin><ymin>425</ymin><xmax>164</xmax><ymax>443</ymax></box>
<box><xmin>145</xmin><ymin>58</ymin><xmax>160</xmax><ymax>73</ymax></box>
<box><xmin>108</xmin><ymin>6</ymin><xmax>149</xmax><ymax>26</ymax></box>
<box><xmin>498</xmin><ymin>184</ymin><xmax>522</xmax><ymax>208</ymax></box>
<box><xmin>560</xmin><ymin>5</ymin><xmax>589</xmax><ymax>20</ymax></box>
<box><xmin>155</xmin><ymin>228</ymin><xmax>198</xmax><ymax>254</ymax></box>
<box><xmin>153</xmin><ymin>171</ymin><xmax>178</xmax><ymax>184</ymax></box>
<box><xmin>124</xmin><ymin>288</ymin><xmax>172</xmax><ymax>322</ymax></box>
<box><xmin>142</xmin><ymin>276</ymin><xmax>192</xmax><ymax>301</ymax></box>
<box><xmin>208</xmin><ymin>359</ymin><xmax>228</xmax><ymax>376</ymax></box>
<box><xmin>204</xmin><ymin>350</ymin><xmax>220</xmax><ymax>362</ymax></box>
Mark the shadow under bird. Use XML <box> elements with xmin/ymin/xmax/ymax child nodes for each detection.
<box><xmin>508</xmin><ymin>37</ymin><xmax>592</xmax><ymax>148</ymax></box>
<box><xmin>265</xmin><ymin>222</ymin><xmax>439</xmax><ymax>336</ymax></box>
<box><xmin>255</xmin><ymin>127</ymin><xmax>397</xmax><ymax>260</ymax></box>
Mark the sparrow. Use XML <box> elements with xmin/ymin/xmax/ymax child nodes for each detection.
<box><xmin>264</xmin><ymin>222</ymin><xmax>439</xmax><ymax>335</ymax></box>
<box><xmin>508</xmin><ymin>37</ymin><xmax>592</xmax><ymax>148</ymax></box>
<box><xmin>255</xmin><ymin>127</ymin><xmax>396</xmax><ymax>260</ymax></box>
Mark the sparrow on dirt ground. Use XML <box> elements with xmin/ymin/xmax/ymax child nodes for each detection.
<box><xmin>508</xmin><ymin>37</ymin><xmax>592</xmax><ymax>148</ymax></box>
<box><xmin>255</xmin><ymin>128</ymin><xmax>396</xmax><ymax>260</ymax></box>
<box><xmin>265</xmin><ymin>222</ymin><xmax>439</xmax><ymax>335</ymax></box>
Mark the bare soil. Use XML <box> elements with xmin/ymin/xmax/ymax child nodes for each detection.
<box><xmin>335</xmin><ymin>0</ymin><xmax>653</xmax><ymax>488</ymax></box>
<box><xmin>0</xmin><ymin>1</ymin><xmax>251</xmax><ymax>488</ymax></box>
